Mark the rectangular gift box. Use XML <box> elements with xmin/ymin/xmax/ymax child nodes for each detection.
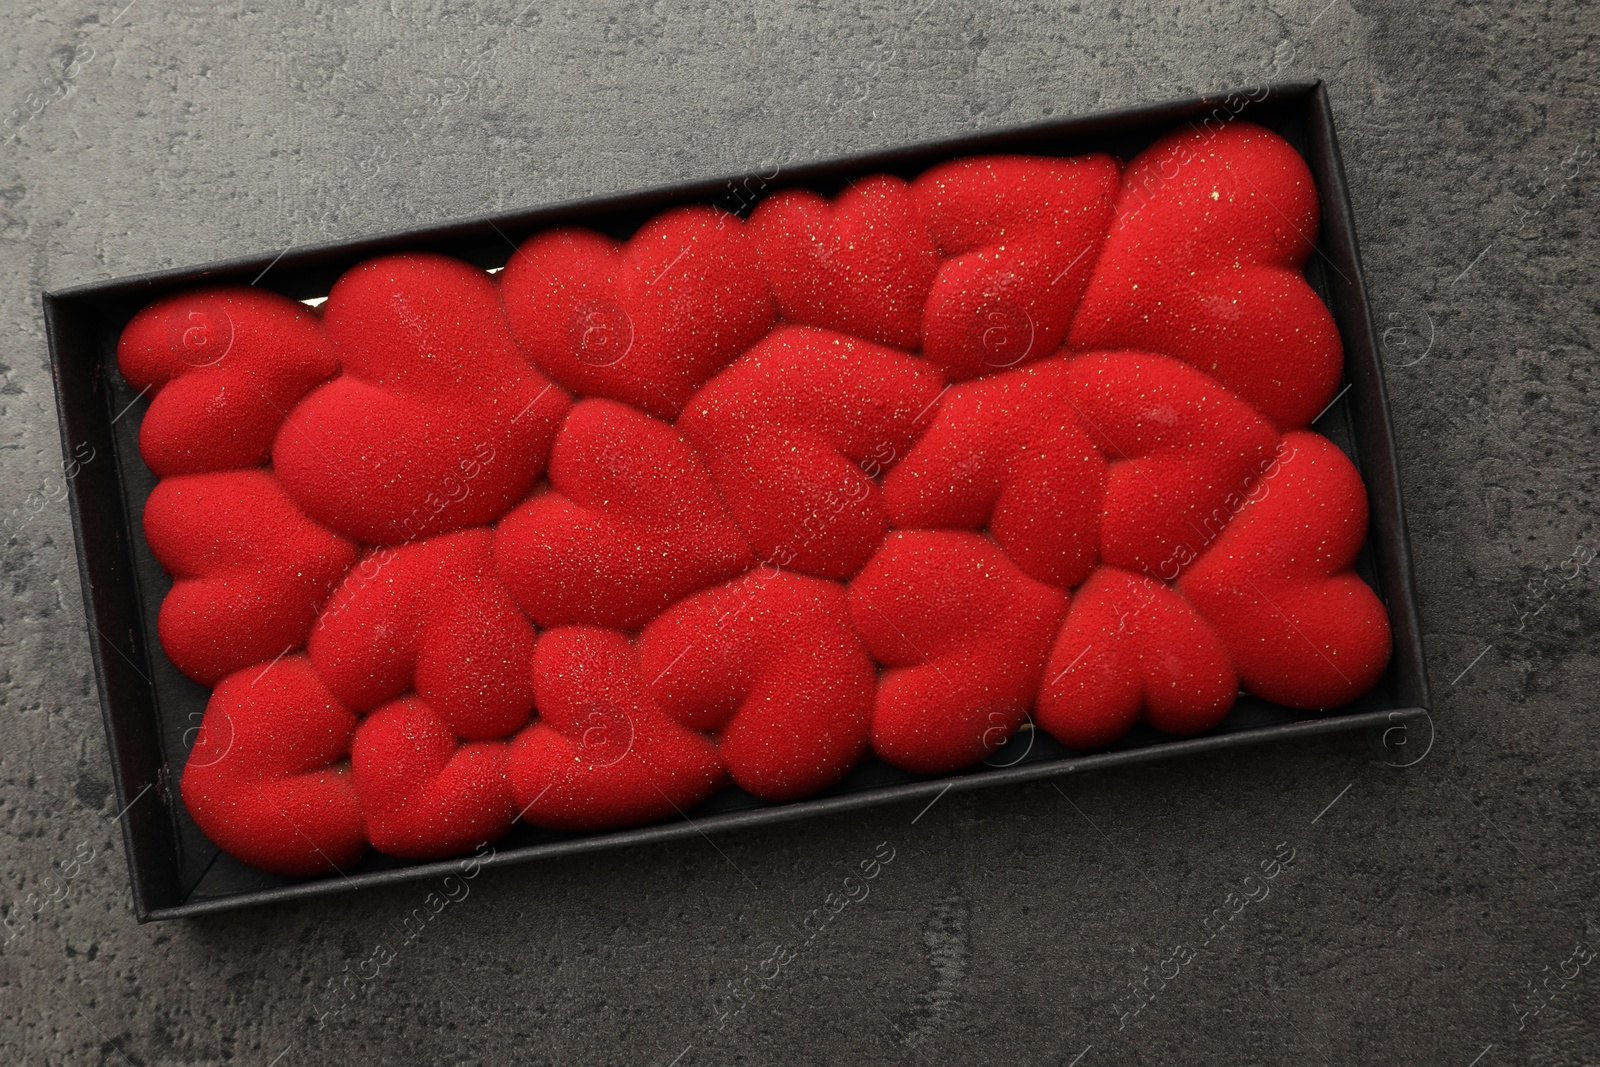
<box><xmin>44</xmin><ymin>79</ymin><xmax>1429</xmax><ymax>921</ymax></box>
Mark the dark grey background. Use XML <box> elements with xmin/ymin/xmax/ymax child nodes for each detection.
<box><xmin>3</xmin><ymin>1</ymin><xmax>1595</xmax><ymax>1064</ymax></box>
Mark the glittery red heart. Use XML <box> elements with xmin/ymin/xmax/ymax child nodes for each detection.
<box><xmin>501</xmin><ymin>206</ymin><xmax>777</xmax><ymax>420</ymax></box>
<box><xmin>1178</xmin><ymin>432</ymin><xmax>1392</xmax><ymax>709</ymax></box>
<box><xmin>848</xmin><ymin>530</ymin><xmax>1067</xmax><ymax>774</ymax></box>
<box><xmin>1037</xmin><ymin>565</ymin><xmax>1238</xmax><ymax>749</ymax></box>
<box><xmin>351</xmin><ymin>696</ymin><xmax>518</xmax><ymax>860</ymax></box>
<box><xmin>273</xmin><ymin>254</ymin><xmax>570</xmax><ymax>545</ymax></box>
<box><xmin>1068</xmin><ymin>122</ymin><xmax>1342</xmax><ymax>429</ymax></box>
<box><xmin>509</xmin><ymin>626</ymin><xmax>726</xmax><ymax>831</ymax></box>
<box><xmin>748</xmin><ymin>174</ymin><xmax>940</xmax><ymax>350</ymax></box>
<box><xmin>494</xmin><ymin>399</ymin><xmax>752</xmax><ymax>631</ymax></box>
<box><xmin>677</xmin><ymin>325</ymin><xmax>943</xmax><ymax>579</ymax></box>
<box><xmin>143</xmin><ymin>470</ymin><xmax>356</xmax><ymax>687</ymax></box>
<box><xmin>180</xmin><ymin>657</ymin><xmax>366</xmax><ymax>877</ymax></box>
<box><xmin>639</xmin><ymin>570</ymin><xmax>877</xmax><ymax>801</ymax></box>
<box><xmin>914</xmin><ymin>153</ymin><xmax>1121</xmax><ymax>381</ymax></box>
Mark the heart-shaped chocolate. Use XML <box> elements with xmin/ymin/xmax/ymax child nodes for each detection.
<box><xmin>509</xmin><ymin>626</ymin><xmax>726</xmax><ymax>831</ymax></box>
<box><xmin>118</xmin><ymin>286</ymin><xmax>337</xmax><ymax>477</ymax></box>
<box><xmin>310</xmin><ymin>529</ymin><xmax>537</xmax><ymax>741</ymax></box>
<box><xmin>914</xmin><ymin>154</ymin><xmax>1122</xmax><ymax>380</ymax></box>
<box><xmin>352</xmin><ymin>696</ymin><xmax>518</xmax><ymax>859</ymax></box>
<box><xmin>180</xmin><ymin>656</ymin><xmax>367</xmax><ymax>877</ymax></box>
<box><xmin>274</xmin><ymin>253</ymin><xmax>570</xmax><ymax>545</ymax></box>
<box><xmin>848</xmin><ymin>530</ymin><xmax>1068</xmax><ymax>774</ymax></box>
<box><xmin>1059</xmin><ymin>351</ymin><xmax>1282</xmax><ymax>580</ymax></box>
<box><xmin>639</xmin><ymin>570</ymin><xmax>877</xmax><ymax>800</ymax></box>
<box><xmin>501</xmin><ymin>206</ymin><xmax>777</xmax><ymax>420</ymax></box>
<box><xmin>1068</xmin><ymin>122</ymin><xmax>1342</xmax><ymax>429</ymax></box>
<box><xmin>144</xmin><ymin>470</ymin><xmax>357</xmax><ymax>687</ymax></box>
<box><xmin>884</xmin><ymin>357</ymin><xmax>1107</xmax><ymax>589</ymax></box>
<box><xmin>1178</xmin><ymin>432</ymin><xmax>1391</xmax><ymax>708</ymax></box>
<box><xmin>748</xmin><ymin>174</ymin><xmax>940</xmax><ymax>350</ymax></box>
<box><xmin>678</xmin><ymin>325</ymin><xmax>944</xmax><ymax>579</ymax></box>
<box><xmin>1036</xmin><ymin>565</ymin><xmax>1237</xmax><ymax>749</ymax></box>
<box><xmin>494</xmin><ymin>399</ymin><xmax>752</xmax><ymax>631</ymax></box>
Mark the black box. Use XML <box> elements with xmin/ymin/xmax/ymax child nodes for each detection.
<box><xmin>43</xmin><ymin>80</ymin><xmax>1429</xmax><ymax>921</ymax></box>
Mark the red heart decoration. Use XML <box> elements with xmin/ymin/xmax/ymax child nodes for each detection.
<box><xmin>501</xmin><ymin>206</ymin><xmax>777</xmax><ymax>420</ymax></box>
<box><xmin>117</xmin><ymin>286</ymin><xmax>337</xmax><ymax>477</ymax></box>
<box><xmin>678</xmin><ymin>325</ymin><xmax>944</xmax><ymax>579</ymax></box>
<box><xmin>1178</xmin><ymin>431</ymin><xmax>1391</xmax><ymax>708</ymax></box>
<box><xmin>180</xmin><ymin>656</ymin><xmax>366</xmax><ymax>877</ymax></box>
<box><xmin>494</xmin><ymin>398</ymin><xmax>752</xmax><ymax>631</ymax></box>
<box><xmin>639</xmin><ymin>570</ymin><xmax>877</xmax><ymax>800</ymax></box>
<box><xmin>1060</xmin><ymin>351</ymin><xmax>1282</xmax><ymax>580</ymax></box>
<box><xmin>913</xmin><ymin>154</ymin><xmax>1122</xmax><ymax>380</ymax></box>
<box><xmin>1035</xmin><ymin>565</ymin><xmax>1237</xmax><ymax>749</ymax></box>
<box><xmin>509</xmin><ymin>626</ymin><xmax>726</xmax><ymax>831</ymax></box>
<box><xmin>747</xmin><ymin>174</ymin><xmax>940</xmax><ymax>350</ymax></box>
<box><xmin>883</xmin><ymin>357</ymin><xmax>1108</xmax><ymax>588</ymax></box>
<box><xmin>1068</xmin><ymin>122</ymin><xmax>1342</xmax><ymax>429</ymax></box>
<box><xmin>848</xmin><ymin>530</ymin><xmax>1068</xmax><ymax>774</ymax></box>
<box><xmin>309</xmin><ymin>529</ymin><xmax>537</xmax><ymax>741</ymax></box>
<box><xmin>352</xmin><ymin>696</ymin><xmax>517</xmax><ymax>859</ymax></box>
<box><xmin>143</xmin><ymin>470</ymin><xmax>357</xmax><ymax>686</ymax></box>
<box><xmin>274</xmin><ymin>253</ymin><xmax>571</xmax><ymax>545</ymax></box>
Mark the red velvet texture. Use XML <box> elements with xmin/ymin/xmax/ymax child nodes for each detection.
<box><xmin>123</xmin><ymin>123</ymin><xmax>1388</xmax><ymax>876</ymax></box>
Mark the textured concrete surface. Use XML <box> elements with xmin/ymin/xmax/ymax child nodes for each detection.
<box><xmin>2</xmin><ymin>0</ymin><xmax>1596</xmax><ymax>1064</ymax></box>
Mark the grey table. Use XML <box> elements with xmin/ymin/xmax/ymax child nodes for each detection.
<box><xmin>2</xmin><ymin>1</ymin><xmax>1595</xmax><ymax>1064</ymax></box>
